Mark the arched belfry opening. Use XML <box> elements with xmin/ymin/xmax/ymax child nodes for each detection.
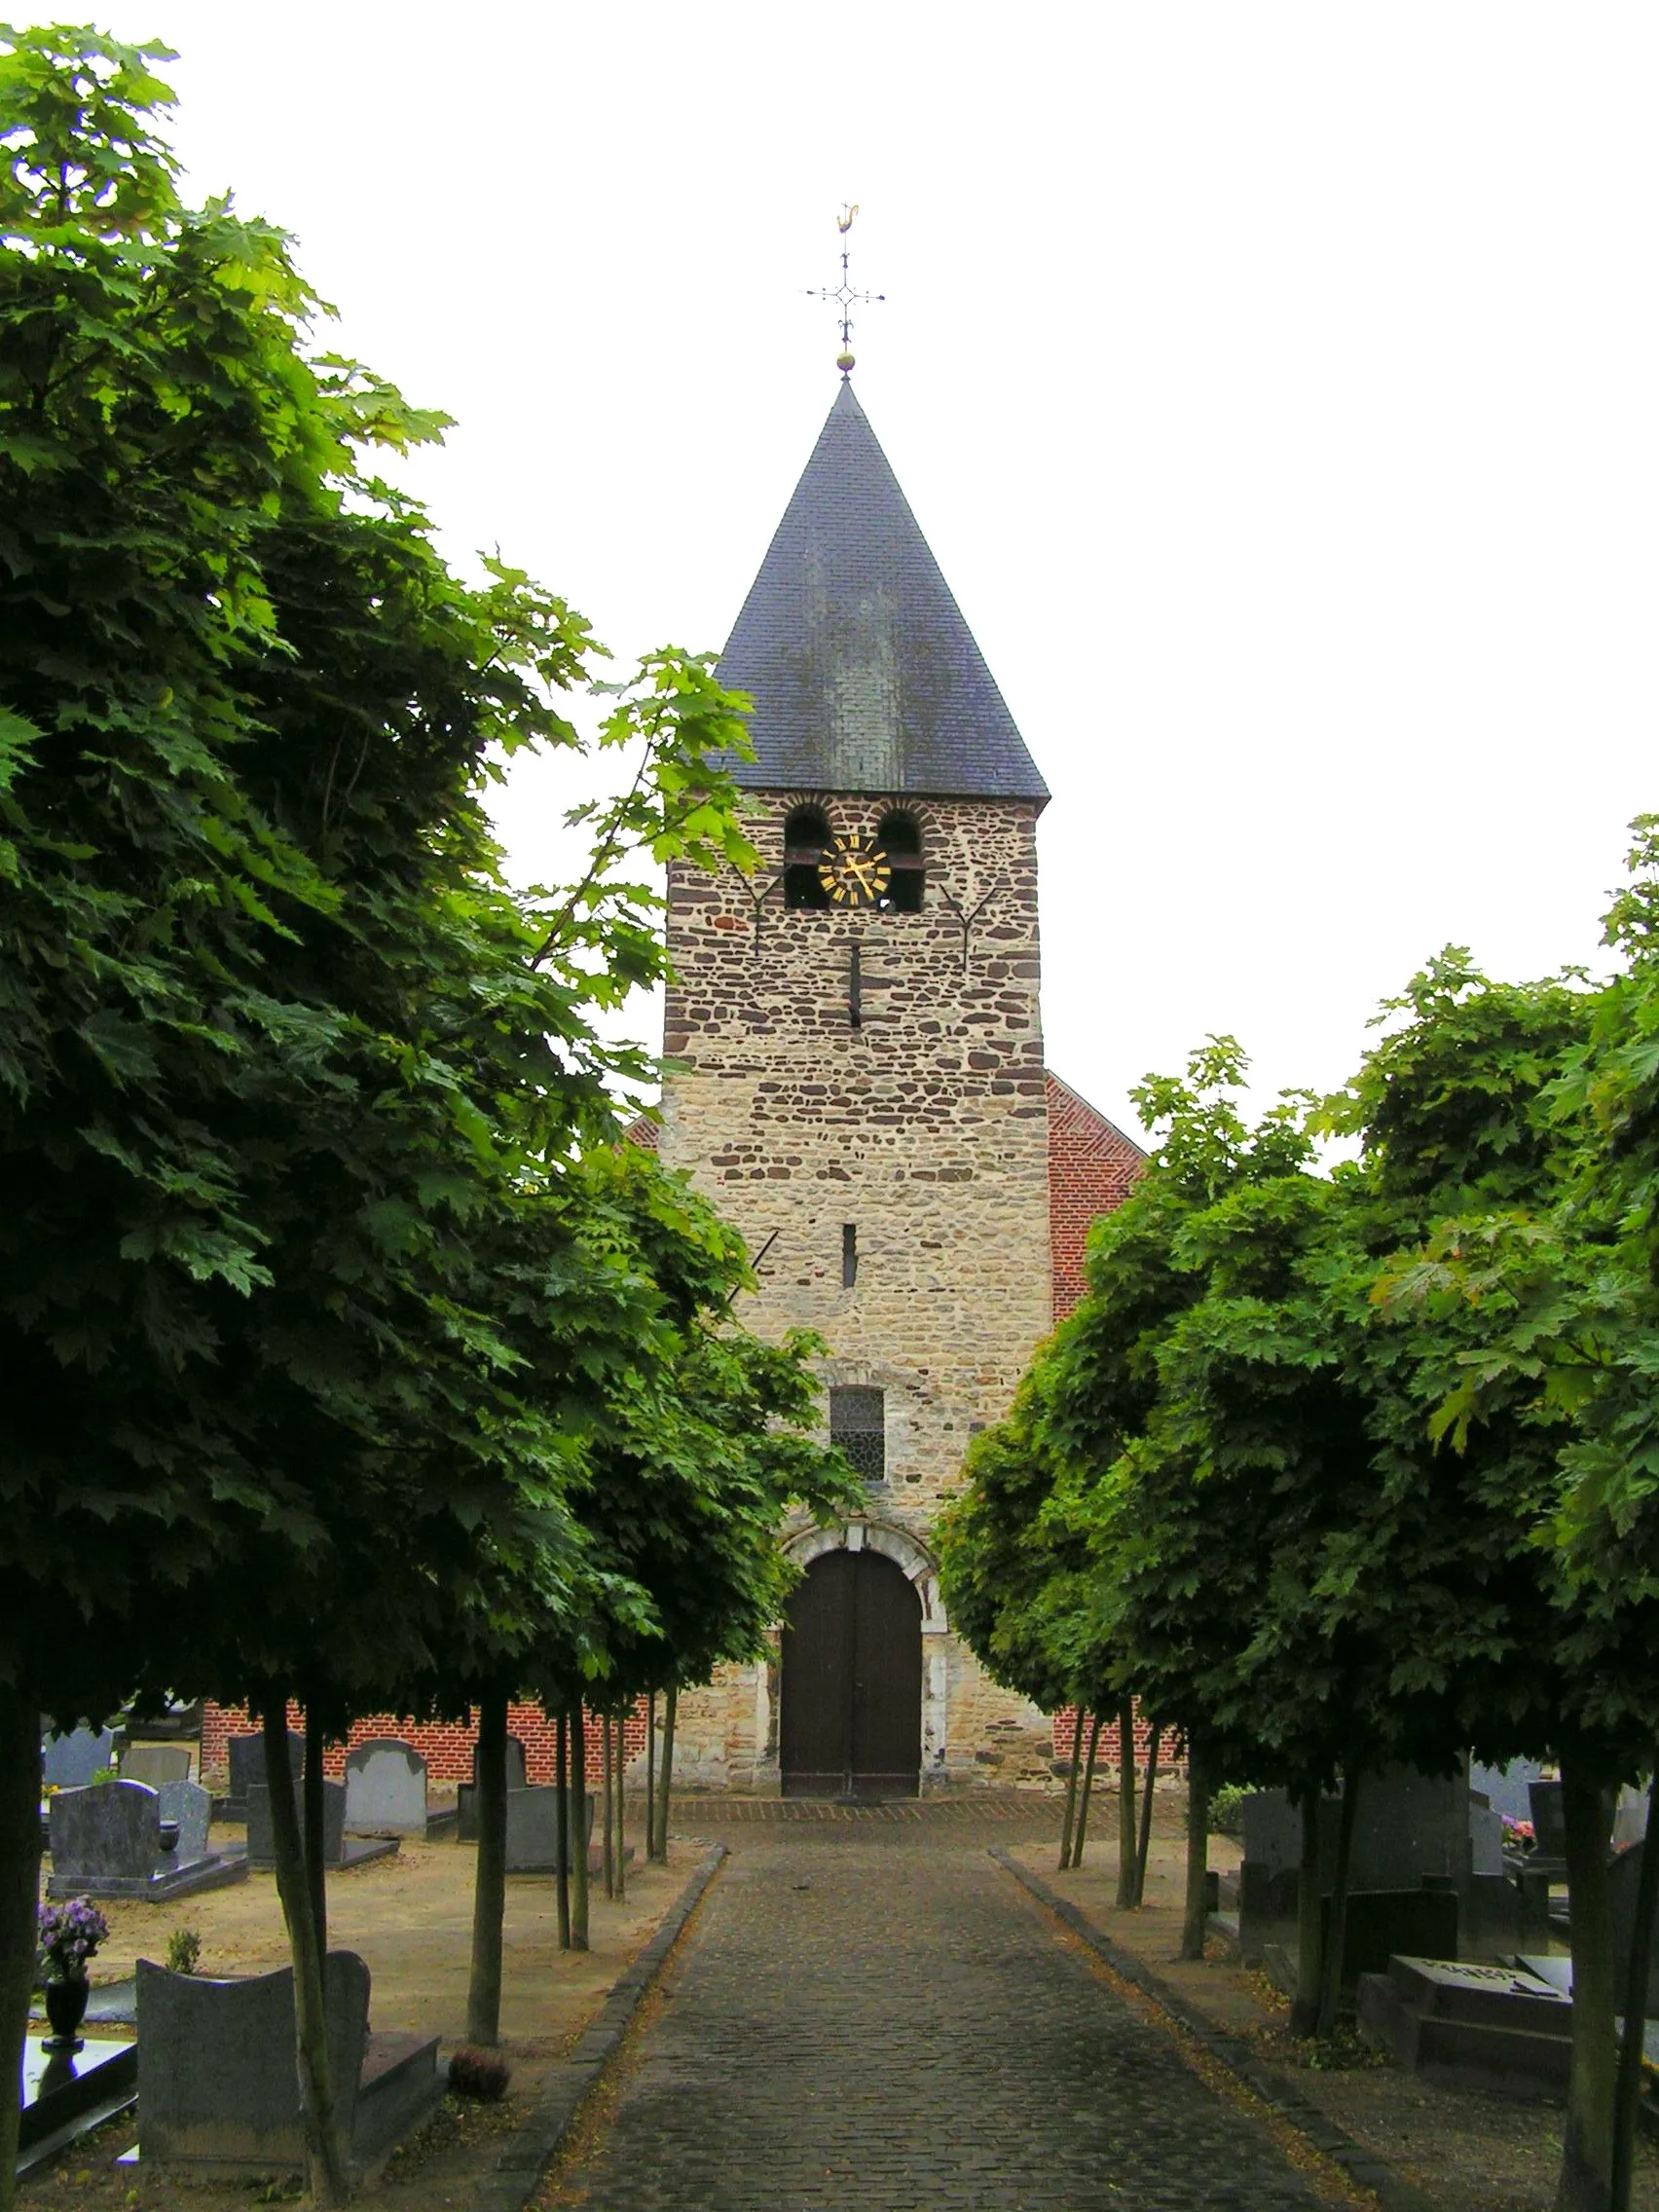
<box><xmin>779</xmin><ymin>1546</ymin><xmax>922</xmax><ymax>1798</ymax></box>
<box><xmin>876</xmin><ymin>809</ymin><xmax>924</xmax><ymax>911</ymax></box>
<box><xmin>783</xmin><ymin>804</ymin><xmax>832</xmax><ymax>908</ymax></box>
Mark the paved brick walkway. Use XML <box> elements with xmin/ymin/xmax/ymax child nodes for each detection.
<box><xmin>545</xmin><ymin>1815</ymin><xmax>1327</xmax><ymax>2210</ymax></box>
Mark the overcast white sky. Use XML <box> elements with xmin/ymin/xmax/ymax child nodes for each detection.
<box><xmin>95</xmin><ymin>2</ymin><xmax>1659</xmax><ymax>1140</ymax></box>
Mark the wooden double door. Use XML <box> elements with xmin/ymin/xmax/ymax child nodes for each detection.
<box><xmin>779</xmin><ymin>1549</ymin><xmax>922</xmax><ymax>1799</ymax></box>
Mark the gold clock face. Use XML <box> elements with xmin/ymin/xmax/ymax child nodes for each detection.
<box><xmin>817</xmin><ymin>833</ymin><xmax>892</xmax><ymax>906</ymax></box>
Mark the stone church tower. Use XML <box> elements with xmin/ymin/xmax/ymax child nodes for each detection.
<box><xmin>658</xmin><ymin>380</ymin><xmax>1140</xmax><ymax>1794</ymax></box>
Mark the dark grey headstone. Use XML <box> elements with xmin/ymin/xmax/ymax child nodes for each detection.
<box><xmin>224</xmin><ymin>1733</ymin><xmax>304</xmax><ymax>1820</ymax></box>
<box><xmin>122</xmin><ymin>1746</ymin><xmax>191</xmax><ymax>1789</ymax></box>
<box><xmin>1529</xmin><ymin>1779</ymin><xmax>1567</xmax><ymax>1859</ymax></box>
<box><xmin>246</xmin><ymin>1778</ymin><xmax>347</xmax><ymax>1868</ymax></box>
<box><xmin>458</xmin><ymin>1736</ymin><xmax>527</xmax><ymax>1840</ymax></box>
<box><xmin>343</xmin><ymin>1740</ymin><xmax>426</xmax><ymax>1837</ymax></box>
<box><xmin>158</xmin><ymin>1779</ymin><xmax>211</xmax><ymax>1869</ymax></box>
<box><xmin>1238</xmin><ymin>1791</ymin><xmax>1305</xmax><ymax>1879</ymax></box>
<box><xmin>504</xmin><ymin>1787</ymin><xmax>595</xmax><ymax>1874</ymax></box>
<box><xmin>42</xmin><ymin>1727</ymin><xmax>116</xmax><ymax>1792</ymax></box>
<box><xmin>136</xmin><ymin>1951</ymin><xmax>367</xmax><ymax>2172</ymax></box>
<box><xmin>1324</xmin><ymin>1888</ymin><xmax>1459</xmax><ymax>1993</ymax></box>
<box><xmin>1348</xmin><ymin>1764</ymin><xmax>1470</xmax><ymax>1891</ymax></box>
<box><xmin>50</xmin><ymin>1780</ymin><xmax>159</xmax><ymax>1882</ymax></box>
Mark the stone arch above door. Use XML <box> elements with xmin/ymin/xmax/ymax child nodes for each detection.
<box><xmin>782</xmin><ymin>1519</ymin><xmax>946</xmax><ymax>1632</ymax></box>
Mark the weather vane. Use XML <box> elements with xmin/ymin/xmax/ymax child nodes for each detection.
<box><xmin>808</xmin><ymin>203</ymin><xmax>884</xmax><ymax>377</ymax></box>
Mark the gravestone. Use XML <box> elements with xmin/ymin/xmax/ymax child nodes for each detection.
<box><xmin>457</xmin><ymin>1734</ymin><xmax>528</xmax><ymax>1841</ymax></box>
<box><xmin>224</xmin><ymin>1732</ymin><xmax>304</xmax><ymax>1822</ymax></box>
<box><xmin>1237</xmin><ymin>1770</ymin><xmax>1475</xmax><ymax>1968</ymax></box>
<box><xmin>48</xmin><ymin>1780</ymin><xmax>244</xmax><ymax>1900</ymax></box>
<box><xmin>343</xmin><ymin>1739</ymin><xmax>427</xmax><ymax>1837</ymax></box>
<box><xmin>1469</xmin><ymin>1801</ymin><xmax>1505</xmax><ymax>1878</ymax></box>
<box><xmin>504</xmin><ymin>1787</ymin><xmax>596</xmax><ymax>1875</ymax></box>
<box><xmin>136</xmin><ymin>1951</ymin><xmax>440</xmax><ymax>2179</ymax></box>
<box><xmin>1357</xmin><ymin>1954</ymin><xmax>1573</xmax><ymax>2096</ymax></box>
<box><xmin>122</xmin><ymin>1745</ymin><xmax>191</xmax><ymax>1789</ymax></box>
<box><xmin>246</xmin><ymin>1779</ymin><xmax>397</xmax><ymax>1872</ymax></box>
<box><xmin>42</xmin><ymin>1726</ymin><xmax>116</xmax><ymax>1792</ymax></box>
<box><xmin>158</xmin><ymin>1778</ymin><xmax>212</xmax><ymax>1869</ymax></box>
<box><xmin>1347</xmin><ymin>1765</ymin><xmax>1470</xmax><ymax>1891</ymax></box>
<box><xmin>1528</xmin><ymin>1779</ymin><xmax>1567</xmax><ymax>1860</ymax></box>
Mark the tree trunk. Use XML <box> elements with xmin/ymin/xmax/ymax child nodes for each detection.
<box><xmin>1558</xmin><ymin>1749</ymin><xmax>1617</xmax><ymax>2212</ymax></box>
<box><xmin>1073</xmin><ymin>1711</ymin><xmax>1102</xmax><ymax>1869</ymax></box>
<box><xmin>1057</xmin><ymin>1708</ymin><xmax>1085</xmax><ymax>1871</ymax></box>
<box><xmin>554</xmin><ymin>1710</ymin><xmax>571</xmax><ymax>1950</ymax></box>
<box><xmin>651</xmin><ymin>1683</ymin><xmax>677</xmax><ymax>1863</ymax></box>
<box><xmin>1315</xmin><ymin>1769</ymin><xmax>1361</xmax><ymax>2040</ymax></box>
<box><xmin>1181</xmin><ymin>1736</ymin><xmax>1212</xmax><ymax>1961</ymax></box>
<box><xmin>303</xmin><ymin>1705</ymin><xmax>327</xmax><ymax>1961</ymax></box>
<box><xmin>1610</xmin><ymin>1754</ymin><xmax>1659</xmax><ymax>2212</ymax></box>
<box><xmin>1114</xmin><ymin>1706</ymin><xmax>1137</xmax><ymax>1904</ymax></box>
<box><xmin>0</xmin><ymin>1686</ymin><xmax>43</xmax><ymax>2212</ymax></box>
<box><xmin>1290</xmin><ymin>1783</ymin><xmax>1324</xmax><ymax>2039</ymax></box>
<box><xmin>1134</xmin><ymin>1723</ymin><xmax>1161</xmax><ymax>1907</ymax></box>
<box><xmin>613</xmin><ymin>1713</ymin><xmax>626</xmax><ymax>1900</ymax></box>
<box><xmin>569</xmin><ymin>1703</ymin><xmax>590</xmax><ymax>1950</ymax></box>
<box><xmin>262</xmin><ymin>1703</ymin><xmax>349</xmax><ymax>2205</ymax></box>
<box><xmin>465</xmin><ymin>1691</ymin><xmax>508</xmax><ymax>2046</ymax></box>
<box><xmin>645</xmin><ymin>1692</ymin><xmax>656</xmax><ymax>1862</ymax></box>
<box><xmin>601</xmin><ymin>1715</ymin><xmax>614</xmax><ymax>1900</ymax></box>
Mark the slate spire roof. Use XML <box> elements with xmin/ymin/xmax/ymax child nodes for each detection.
<box><xmin>716</xmin><ymin>382</ymin><xmax>1048</xmax><ymax>804</ymax></box>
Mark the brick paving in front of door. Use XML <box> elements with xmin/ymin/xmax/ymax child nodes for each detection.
<box><xmin>539</xmin><ymin>1812</ymin><xmax>1334</xmax><ymax>2210</ymax></box>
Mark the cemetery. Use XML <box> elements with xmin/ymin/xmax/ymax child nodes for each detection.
<box><xmin>19</xmin><ymin>1717</ymin><xmax>691</xmax><ymax>2204</ymax></box>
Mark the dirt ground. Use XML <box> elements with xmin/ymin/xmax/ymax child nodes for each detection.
<box><xmin>1014</xmin><ymin>1787</ymin><xmax>1659</xmax><ymax>2212</ymax></box>
<box><xmin>25</xmin><ymin>1819</ymin><xmax>709</xmax><ymax>2210</ymax></box>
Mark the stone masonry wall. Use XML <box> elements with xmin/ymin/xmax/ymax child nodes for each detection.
<box><xmin>659</xmin><ymin>792</ymin><xmax>1055</xmax><ymax>1790</ymax></box>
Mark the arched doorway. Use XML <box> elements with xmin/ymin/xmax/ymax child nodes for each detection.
<box><xmin>779</xmin><ymin>1550</ymin><xmax>922</xmax><ymax>1798</ymax></box>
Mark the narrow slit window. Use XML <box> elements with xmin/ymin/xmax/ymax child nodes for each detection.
<box><xmin>830</xmin><ymin>1386</ymin><xmax>885</xmax><ymax>1482</ymax></box>
<box><xmin>783</xmin><ymin>804</ymin><xmax>832</xmax><ymax>909</ymax></box>
<box><xmin>876</xmin><ymin>810</ymin><xmax>924</xmax><ymax>912</ymax></box>
<box><xmin>842</xmin><ymin>1223</ymin><xmax>858</xmax><ymax>1288</ymax></box>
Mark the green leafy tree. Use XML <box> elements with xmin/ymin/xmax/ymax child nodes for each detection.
<box><xmin>0</xmin><ymin>27</ymin><xmax>758</xmax><ymax>2202</ymax></box>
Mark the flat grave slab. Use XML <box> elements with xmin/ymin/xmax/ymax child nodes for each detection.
<box><xmin>1358</xmin><ymin>1954</ymin><xmax>1573</xmax><ymax>2098</ymax></box>
<box><xmin>18</xmin><ymin>2034</ymin><xmax>138</xmax><ymax>2175</ymax></box>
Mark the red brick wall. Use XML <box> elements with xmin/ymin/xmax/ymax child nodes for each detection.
<box><xmin>200</xmin><ymin>1700</ymin><xmax>649</xmax><ymax>1788</ymax></box>
<box><xmin>1051</xmin><ymin>1706</ymin><xmax>1183</xmax><ymax>1775</ymax></box>
<box><xmin>1047</xmin><ymin>1072</ymin><xmax>1143</xmax><ymax>1324</ymax></box>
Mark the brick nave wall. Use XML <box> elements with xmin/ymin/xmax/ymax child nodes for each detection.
<box><xmin>200</xmin><ymin>1701</ymin><xmax>648</xmax><ymax>1788</ymax></box>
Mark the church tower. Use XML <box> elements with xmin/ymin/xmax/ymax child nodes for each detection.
<box><xmin>659</xmin><ymin>381</ymin><xmax>1124</xmax><ymax>1793</ymax></box>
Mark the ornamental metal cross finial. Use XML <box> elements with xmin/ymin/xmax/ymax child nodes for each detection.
<box><xmin>808</xmin><ymin>203</ymin><xmax>884</xmax><ymax>377</ymax></box>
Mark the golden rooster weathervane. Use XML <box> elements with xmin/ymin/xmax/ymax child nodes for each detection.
<box><xmin>808</xmin><ymin>203</ymin><xmax>884</xmax><ymax>377</ymax></box>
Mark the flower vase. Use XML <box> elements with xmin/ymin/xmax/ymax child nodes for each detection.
<box><xmin>43</xmin><ymin>1973</ymin><xmax>89</xmax><ymax>2051</ymax></box>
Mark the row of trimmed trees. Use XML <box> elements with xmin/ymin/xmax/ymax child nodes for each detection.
<box><xmin>940</xmin><ymin>844</ymin><xmax>1659</xmax><ymax>2212</ymax></box>
<box><xmin>0</xmin><ymin>29</ymin><xmax>856</xmax><ymax>2207</ymax></box>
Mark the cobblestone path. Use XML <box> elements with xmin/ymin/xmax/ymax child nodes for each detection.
<box><xmin>545</xmin><ymin>1817</ymin><xmax>1328</xmax><ymax>2210</ymax></box>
